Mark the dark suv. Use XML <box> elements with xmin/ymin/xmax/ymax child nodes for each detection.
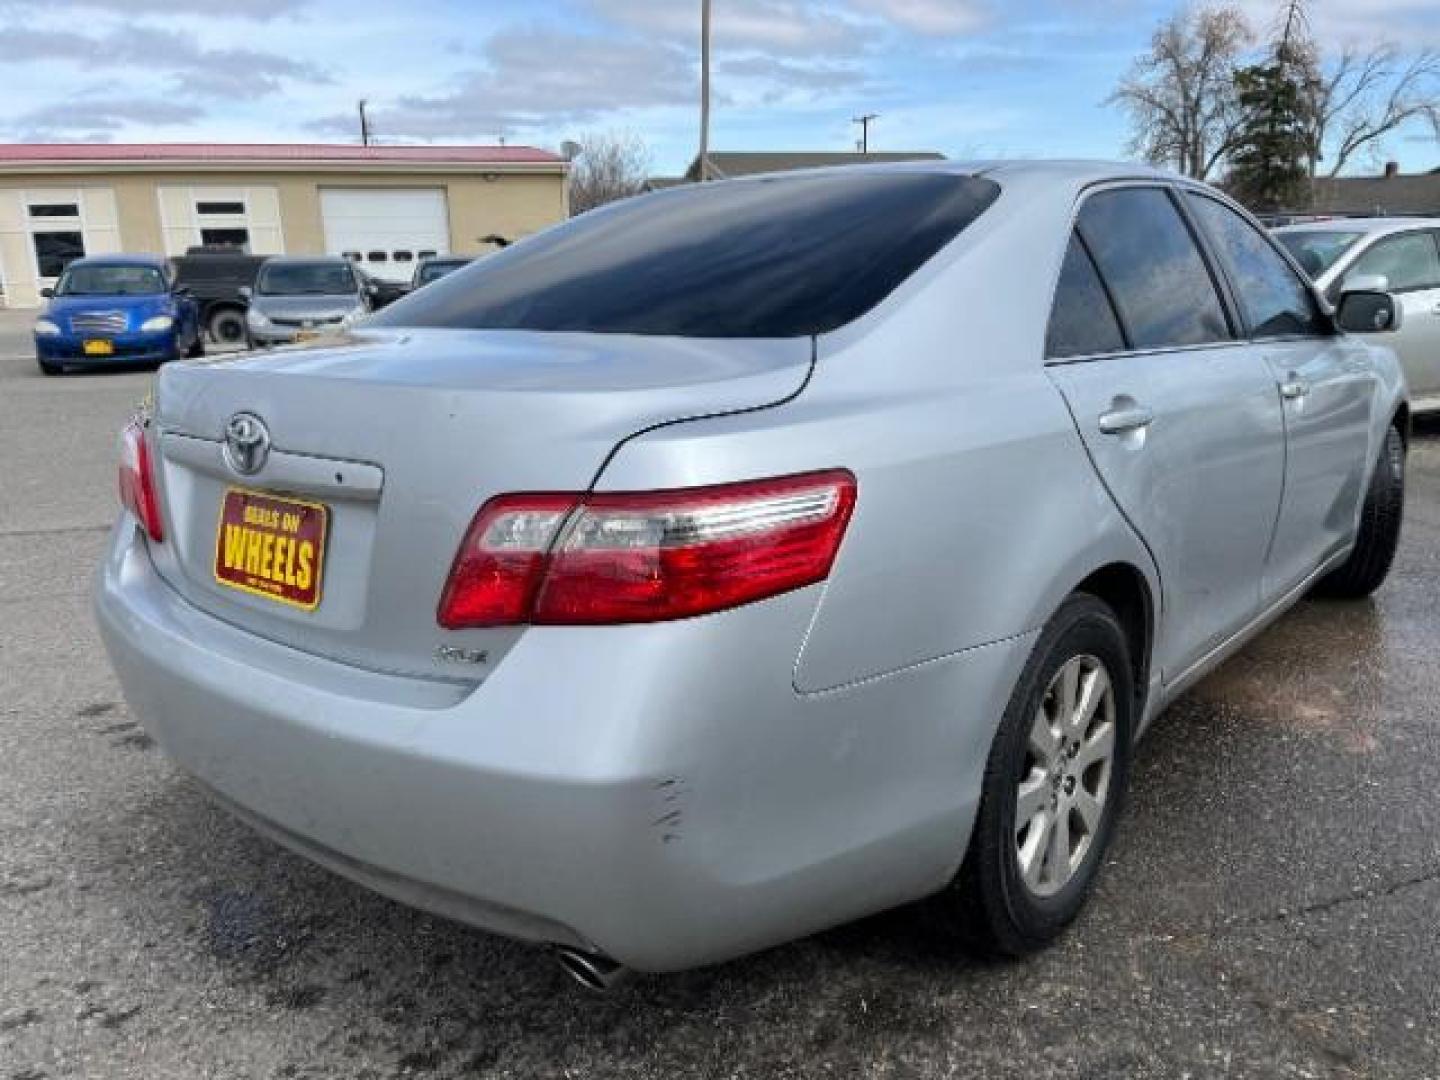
<box><xmin>172</xmin><ymin>247</ymin><xmax>267</xmax><ymax>345</ymax></box>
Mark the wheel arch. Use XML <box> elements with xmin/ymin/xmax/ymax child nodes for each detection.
<box><xmin>1072</xmin><ymin>561</ymin><xmax>1153</xmax><ymax>718</ymax></box>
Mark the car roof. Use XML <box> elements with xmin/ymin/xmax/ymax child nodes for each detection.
<box><xmin>1273</xmin><ymin>217</ymin><xmax>1440</xmax><ymax>238</ymax></box>
<box><xmin>67</xmin><ymin>253</ymin><xmax>168</xmax><ymax>269</ymax></box>
<box><xmin>260</xmin><ymin>255</ymin><xmax>351</xmax><ymax>266</ymax></box>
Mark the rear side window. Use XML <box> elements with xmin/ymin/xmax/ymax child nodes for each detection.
<box><xmin>1344</xmin><ymin>232</ymin><xmax>1440</xmax><ymax>293</ymax></box>
<box><xmin>373</xmin><ymin>173</ymin><xmax>1001</xmax><ymax>338</ymax></box>
<box><xmin>1187</xmin><ymin>193</ymin><xmax>1326</xmax><ymax>339</ymax></box>
<box><xmin>1047</xmin><ymin>234</ymin><xmax>1126</xmax><ymax>359</ymax></box>
<box><xmin>1077</xmin><ymin>188</ymin><xmax>1230</xmax><ymax>350</ymax></box>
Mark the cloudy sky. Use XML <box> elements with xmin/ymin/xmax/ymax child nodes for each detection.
<box><xmin>0</xmin><ymin>0</ymin><xmax>1435</xmax><ymax>174</ymax></box>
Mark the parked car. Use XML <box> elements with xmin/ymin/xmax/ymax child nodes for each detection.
<box><xmin>96</xmin><ymin>163</ymin><xmax>1406</xmax><ymax>986</ymax></box>
<box><xmin>1275</xmin><ymin>218</ymin><xmax>1440</xmax><ymax>411</ymax></box>
<box><xmin>411</xmin><ymin>256</ymin><xmax>472</xmax><ymax>289</ymax></box>
<box><xmin>172</xmin><ymin>247</ymin><xmax>267</xmax><ymax>346</ymax></box>
<box><xmin>243</xmin><ymin>257</ymin><xmax>375</xmax><ymax>347</ymax></box>
<box><xmin>356</xmin><ymin>265</ymin><xmax>410</xmax><ymax>311</ymax></box>
<box><xmin>33</xmin><ymin>254</ymin><xmax>203</xmax><ymax>375</ymax></box>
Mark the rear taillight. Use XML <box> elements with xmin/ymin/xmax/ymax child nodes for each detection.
<box><xmin>437</xmin><ymin>470</ymin><xmax>856</xmax><ymax>629</ymax></box>
<box><xmin>118</xmin><ymin>418</ymin><xmax>164</xmax><ymax>542</ymax></box>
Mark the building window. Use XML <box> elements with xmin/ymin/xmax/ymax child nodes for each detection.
<box><xmin>33</xmin><ymin>232</ymin><xmax>85</xmax><ymax>277</ymax></box>
<box><xmin>394</xmin><ymin>250</ymin><xmax>413</xmax><ymax>263</ymax></box>
<box><xmin>342</xmin><ymin>251</ymin><xmax>362</xmax><ymax>262</ymax></box>
<box><xmin>418</xmin><ymin>249</ymin><xmax>437</xmax><ymax>260</ymax></box>
<box><xmin>196</xmin><ymin>200</ymin><xmax>245</xmax><ymax>216</ymax></box>
<box><xmin>29</xmin><ymin>203</ymin><xmax>80</xmax><ymax>218</ymax></box>
<box><xmin>200</xmin><ymin>227</ymin><xmax>251</xmax><ymax>251</ymax></box>
<box><xmin>367</xmin><ymin>251</ymin><xmax>387</xmax><ymax>263</ymax></box>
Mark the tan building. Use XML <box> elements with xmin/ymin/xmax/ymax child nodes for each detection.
<box><xmin>0</xmin><ymin>143</ymin><xmax>569</xmax><ymax>308</ymax></box>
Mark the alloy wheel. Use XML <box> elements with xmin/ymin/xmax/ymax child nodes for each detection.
<box><xmin>1014</xmin><ymin>654</ymin><xmax>1117</xmax><ymax>898</ymax></box>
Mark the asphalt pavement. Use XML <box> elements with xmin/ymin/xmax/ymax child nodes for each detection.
<box><xmin>2</xmin><ymin>305</ymin><xmax>1438</xmax><ymax>1079</ymax></box>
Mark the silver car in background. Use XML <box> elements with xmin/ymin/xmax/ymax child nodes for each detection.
<box><xmin>1276</xmin><ymin>218</ymin><xmax>1440</xmax><ymax>411</ymax></box>
<box><xmin>96</xmin><ymin>162</ymin><xmax>1407</xmax><ymax>986</ymax></box>
<box><xmin>243</xmin><ymin>256</ymin><xmax>375</xmax><ymax>347</ymax></box>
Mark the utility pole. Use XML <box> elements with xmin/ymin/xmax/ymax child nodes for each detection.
<box><xmin>698</xmin><ymin>0</ymin><xmax>712</xmax><ymax>181</ymax></box>
<box><xmin>853</xmin><ymin>113</ymin><xmax>878</xmax><ymax>154</ymax></box>
<box><xmin>358</xmin><ymin>99</ymin><xmax>371</xmax><ymax>147</ymax></box>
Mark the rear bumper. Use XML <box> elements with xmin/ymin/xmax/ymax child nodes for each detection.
<box><xmin>94</xmin><ymin>518</ymin><xmax>1030</xmax><ymax>971</ymax></box>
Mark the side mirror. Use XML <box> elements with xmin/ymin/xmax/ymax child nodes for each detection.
<box><xmin>238</xmin><ymin>285</ymin><xmax>252</xmax><ymax>301</ymax></box>
<box><xmin>365</xmin><ymin>282</ymin><xmax>380</xmax><ymax>296</ymax></box>
<box><xmin>1336</xmin><ymin>289</ymin><xmax>1402</xmax><ymax>334</ymax></box>
<box><xmin>40</xmin><ymin>287</ymin><xmax>54</xmax><ymax>298</ymax></box>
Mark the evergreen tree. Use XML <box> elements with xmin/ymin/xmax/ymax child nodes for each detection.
<box><xmin>1227</xmin><ymin>0</ymin><xmax>1316</xmax><ymax>211</ymax></box>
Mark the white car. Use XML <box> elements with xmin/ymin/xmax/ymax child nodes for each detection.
<box><xmin>1276</xmin><ymin>219</ymin><xmax>1440</xmax><ymax>410</ymax></box>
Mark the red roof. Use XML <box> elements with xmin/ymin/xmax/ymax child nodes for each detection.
<box><xmin>0</xmin><ymin>143</ymin><xmax>564</xmax><ymax>165</ymax></box>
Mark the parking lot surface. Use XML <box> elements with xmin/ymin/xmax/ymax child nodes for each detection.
<box><xmin>2</xmin><ymin>305</ymin><xmax>1438</xmax><ymax>1079</ymax></box>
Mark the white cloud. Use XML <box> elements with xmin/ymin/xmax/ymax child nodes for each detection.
<box><xmin>306</xmin><ymin>27</ymin><xmax>694</xmax><ymax>140</ymax></box>
<box><xmin>849</xmin><ymin>0</ymin><xmax>989</xmax><ymax>36</ymax></box>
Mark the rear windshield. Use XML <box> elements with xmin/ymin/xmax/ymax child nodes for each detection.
<box><xmin>57</xmin><ymin>265</ymin><xmax>165</xmax><ymax>296</ymax></box>
<box><xmin>257</xmin><ymin>263</ymin><xmax>356</xmax><ymax>296</ymax></box>
<box><xmin>372</xmin><ymin>172</ymin><xmax>1001</xmax><ymax>338</ymax></box>
<box><xmin>1275</xmin><ymin>230</ymin><xmax>1365</xmax><ymax>279</ymax></box>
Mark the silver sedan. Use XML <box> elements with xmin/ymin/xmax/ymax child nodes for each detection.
<box><xmin>95</xmin><ymin>161</ymin><xmax>1408</xmax><ymax>986</ymax></box>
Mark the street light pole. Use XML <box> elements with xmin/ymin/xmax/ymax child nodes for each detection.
<box><xmin>698</xmin><ymin>0</ymin><xmax>712</xmax><ymax>181</ymax></box>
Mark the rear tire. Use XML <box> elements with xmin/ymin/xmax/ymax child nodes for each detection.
<box><xmin>207</xmin><ymin>307</ymin><xmax>246</xmax><ymax>346</ymax></box>
<box><xmin>944</xmin><ymin>593</ymin><xmax>1134</xmax><ymax>958</ymax></box>
<box><xmin>1316</xmin><ymin>425</ymin><xmax>1404</xmax><ymax>599</ymax></box>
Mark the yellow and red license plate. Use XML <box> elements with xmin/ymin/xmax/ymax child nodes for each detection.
<box><xmin>82</xmin><ymin>339</ymin><xmax>114</xmax><ymax>356</ymax></box>
<box><xmin>213</xmin><ymin>487</ymin><xmax>328</xmax><ymax>610</ymax></box>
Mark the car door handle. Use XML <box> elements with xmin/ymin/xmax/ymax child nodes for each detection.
<box><xmin>1279</xmin><ymin>375</ymin><xmax>1310</xmax><ymax>400</ymax></box>
<box><xmin>1097</xmin><ymin>404</ymin><xmax>1155</xmax><ymax>435</ymax></box>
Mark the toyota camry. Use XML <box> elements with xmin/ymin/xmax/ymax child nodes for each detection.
<box><xmin>95</xmin><ymin>161</ymin><xmax>1408</xmax><ymax>987</ymax></box>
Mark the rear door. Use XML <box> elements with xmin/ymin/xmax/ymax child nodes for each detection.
<box><xmin>1045</xmin><ymin>185</ymin><xmax>1286</xmax><ymax>681</ymax></box>
<box><xmin>1336</xmin><ymin>229</ymin><xmax>1440</xmax><ymax>400</ymax></box>
<box><xmin>1185</xmin><ymin>191</ymin><xmax>1378</xmax><ymax>601</ymax></box>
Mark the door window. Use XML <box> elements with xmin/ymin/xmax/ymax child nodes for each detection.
<box><xmin>33</xmin><ymin>232</ymin><xmax>85</xmax><ymax>277</ymax></box>
<box><xmin>1186</xmin><ymin>193</ymin><xmax>1326</xmax><ymax>339</ymax></box>
<box><xmin>1046</xmin><ymin>234</ymin><xmax>1127</xmax><ymax>359</ymax></box>
<box><xmin>1344</xmin><ymin>232</ymin><xmax>1440</xmax><ymax>293</ymax></box>
<box><xmin>1077</xmin><ymin>188</ymin><xmax>1230</xmax><ymax>350</ymax></box>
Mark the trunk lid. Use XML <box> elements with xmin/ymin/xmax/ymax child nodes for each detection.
<box><xmin>147</xmin><ymin>328</ymin><xmax>811</xmax><ymax>681</ymax></box>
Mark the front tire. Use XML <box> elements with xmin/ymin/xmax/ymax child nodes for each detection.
<box><xmin>946</xmin><ymin>593</ymin><xmax>1134</xmax><ymax>957</ymax></box>
<box><xmin>1316</xmin><ymin>424</ymin><xmax>1404</xmax><ymax>599</ymax></box>
<box><xmin>37</xmin><ymin>357</ymin><xmax>61</xmax><ymax>376</ymax></box>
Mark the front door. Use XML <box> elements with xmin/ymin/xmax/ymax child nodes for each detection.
<box><xmin>1338</xmin><ymin>229</ymin><xmax>1440</xmax><ymax>401</ymax></box>
<box><xmin>1184</xmin><ymin>192</ymin><xmax>1379</xmax><ymax>600</ymax></box>
<box><xmin>1044</xmin><ymin>186</ymin><xmax>1287</xmax><ymax>680</ymax></box>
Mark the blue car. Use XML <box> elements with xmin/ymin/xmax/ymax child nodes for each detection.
<box><xmin>33</xmin><ymin>254</ymin><xmax>203</xmax><ymax>375</ymax></box>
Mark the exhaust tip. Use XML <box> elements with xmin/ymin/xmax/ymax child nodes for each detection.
<box><xmin>555</xmin><ymin>947</ymin><xmax>627</xmax><ymax>992</ymax></box>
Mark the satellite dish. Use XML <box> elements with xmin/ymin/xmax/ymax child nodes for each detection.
<box><xmin>560</xmin><ymin>140</ymin><xmax>582</xmax><ymax>161</ymax></box>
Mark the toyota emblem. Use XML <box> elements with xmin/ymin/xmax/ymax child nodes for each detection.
<box><xmin>223</xmin><ymin>412</ymin><xmax>271</xmax><ymax>476</ymax></box>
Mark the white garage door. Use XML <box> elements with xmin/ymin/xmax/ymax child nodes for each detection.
<box><xmin>320</xmin><ymin>187</ymin><xmax>449</xmax><ymax>283</ymax></box>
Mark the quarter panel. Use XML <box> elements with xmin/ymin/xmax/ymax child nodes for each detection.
<box><xmin>600</xmin><ymin>368</ymin><xmax>1156</xmax><ymax>694</ymax></box>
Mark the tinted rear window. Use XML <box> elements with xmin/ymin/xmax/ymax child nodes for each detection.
<box><xmin>1077</xmin><ymin>188</ymin><xmax>1230</xmax><ymax>350</ymax></box>
<box><xmin>372</xmin><ymin>172</ymin><xmax>1001</xmax><ymax>338</ymax></box>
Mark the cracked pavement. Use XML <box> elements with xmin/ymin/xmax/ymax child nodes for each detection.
<box><xmin>1</xmin><ymin>309</ymin><xmax>1437</xmax><ymax>1078</ymax></box>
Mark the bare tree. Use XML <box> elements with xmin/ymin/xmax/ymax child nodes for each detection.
<box><xmin>1109</xmin><ymin>5</ymin><xmax>1254</xmax><ymax>180</ymax></box>
<box><xmin>1306</xmin><ymin>44</ymin><xmax>1440</xmax><ymax>177</ymax></box>
<box><xmin>566</xmin><ymin>131</ymin><xmax>652</xmax><ymax>216</ymax></box>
